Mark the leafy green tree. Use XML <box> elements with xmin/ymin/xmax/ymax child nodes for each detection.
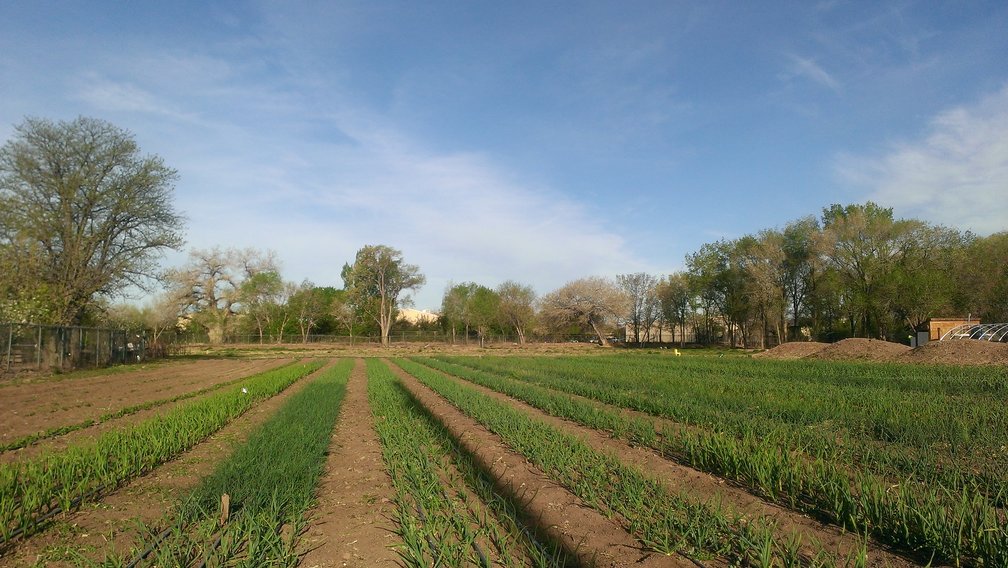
<box><xmin>343</xmin><ymin>245</ymin><xmax>425</xmax><ymax>346</ymax></box>
<box><xmin>685</xmin><ymin>244</ymin><xmax>722</xmax><ymax>345</ymax></box>
<box><xmin>956</xmin><ymin>232</ymin><xmax>1008</xmax><ymax>322</ymax></box>
<box><xmin>780</xmin><ymin>216</ymin><xmax>821</xmax><ymax>340</ymax></box>
<box><xmin>496</xmin><ymin>280</ymin><xmax>536</xmax><ymax>344</ymax></box>
<box><xmin>821</xmin><ymin>202</ymin><xmax>917</xmax><ymax>338</ymax></box>
<box><xmin>890</xmin><ymin>225</ymin><xmax>969</xmax><ymax>334</ymax></box>
<box><xmin>238</xmin><ymin>270</ymin><xmax>283</xmax><ymax>343</ymax></box>
<box><xmin>617</xmin><ymin>273</ymin><xmax>658</xmax><ymax>344</ymax></box>
<box><xmin>469</xmin><ymin>285</ymin><xmax>501</xmax><ymax>344</ymax></box>
<box><xmin>287</xmin><ymin>280</ymin><xmax>332</xmax><ymax>342</ymax></box>
<box><xmin>656</xmin><ymin>272</ymin><xmax>692</xmax><ymax>348</ymax></box>
<box><xmin>0</xmin><ymin>117</ymin><xmax>184</xmax><ymax>324</ymax></box>
<box><xmin>441</xmin><ymin>282</ymin><xmax>478</xmax><ymax>343</ymax></box>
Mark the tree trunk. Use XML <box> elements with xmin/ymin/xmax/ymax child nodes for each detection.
<box><xmin>588</xmin><ymin>317</ymin><xmax>610</xmax><ymax>347</ymax></box>
<box><xmin>514</xmin><ymin>325</ymin><xmax>525</xmax><ymax>345</ymax></box>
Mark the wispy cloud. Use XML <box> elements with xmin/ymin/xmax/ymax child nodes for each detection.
<box><xmin>784</xmin><ymin>54</ymin><xmax>840</xmax><ymax>91</ymax></box>
<box><xmin>835</xmin><ymin>84</ymin><xmax>1008</xmax><ymax>234</ymax></box>
<box><xmin>63</xmin><ymin>47</ymin><xmax>650</xmax><ymax>308</ymax></box>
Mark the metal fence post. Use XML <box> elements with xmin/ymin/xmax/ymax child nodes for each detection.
<box><xmin>4</xmin><ymin>325</ymin><xmax>11</xmax><ymax>373</ymax></box>
<box><xmin>36</xmin><ymin>324</ymin><xmax>42</xmax><ymax>369</ymax></box>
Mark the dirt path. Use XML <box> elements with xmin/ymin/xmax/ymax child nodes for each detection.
<box><xmin>0</xmin><ymin>360</ymin><xmax>330</xmax><ymax>568</ymax></box>
<box><xmin>300</xmin><ymin>359</ymin><xmax>399</xmax><ymax>568</ymax></box>
<box><xmin>416</xmin><ymin>361</ymin><xmax>921</xmax><ymax>567</ymax></box>
<box><xmin>0</xmin><ymin>358</ymin><xmax>291</xmax><ymax>448</ymax></box>
<box><xmin>387</xmin><ymin>360</ymin><xmax>689</xmax><ymax>568</ymax></box>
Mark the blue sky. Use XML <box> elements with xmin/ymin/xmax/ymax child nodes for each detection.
<box><xmin>2</xmin><ymin>1</ymin><xmax>1007</xmax><ymax>310</ymax></box>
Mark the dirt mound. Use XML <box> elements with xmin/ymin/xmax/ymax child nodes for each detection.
<box><xmin>900</xmin><ymin>339</ymin><xmax>1008</xmax><ymax>366</ymax></box>
<box><xmin>807</xmin><ymin>338</ymin><xmax>910</xmax><ymax>362</ymax></box>
<box><xmin>754</xmin><ymin>342</ymin><xmax>829</xmax><ymax>360</ymax></box>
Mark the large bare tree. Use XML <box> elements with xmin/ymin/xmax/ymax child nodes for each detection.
<box><xmin>343</xmin><ymin>244</ymin><xmax>425</xmax><ymax>346</ymax></box>
<box><xmin>0</xmin><ymin>117</ymin><xmax>184</xmax><ymax>324</ymax></box>
<box><xmin>165</xmin><ymin>247</ymin><xmax>278</xmax><ymax>344</ymax></box>
<box><xmin>540</xmin><ymin>277</ymin><xmax>629</xmax><ymax>346</ymax></box>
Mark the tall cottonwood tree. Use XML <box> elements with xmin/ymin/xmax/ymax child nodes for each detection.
<box><xmin>617</xmin><ymin>272</ymin><xmax>658</xmax><ymax>343</ymax></box>
<box><xmin>821</xmin><ymin>202</ymin><xmax>917</xmax><ymax>338</ymax></box>
<box><xmin>656</xmin><ymin>272</ymin><xmax>692</xmax><ymax>348</ymax></box>
<box><xmin>238</xmin><ymin>270</ymin><xmax>283</xmax><ymax>343</ymax></box>
<box><xmin>0</xmin><ymin>117</ymin><xmax>184</xmax><ymax>324</ymax></box>
<box><xmin>343</xmin><ymin>245</ymin><xmax>425</xmax><ymax>346</ymax></box>
<box><xmin>441</xmin><ymin>282</ymin><xmax>479</xmax><ymax>344</ymax></box>
<box><xmin>496</xmin><ymin>280</ymin><xmax>536</xmax><ymax>344</ymax></box>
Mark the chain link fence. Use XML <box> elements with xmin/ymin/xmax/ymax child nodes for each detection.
<box><xmin>1</xmin><ymin>323</ymin><xmax>154</xmax><ymax>376</ymax></box>
<box><xmin>177</xmin><ymin>329</ymin><xmax>533</xmax><ymax>345</ymax></box>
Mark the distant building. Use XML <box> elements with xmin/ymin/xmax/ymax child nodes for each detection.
<box><xmin>622</xmin><ymin>323</ymin><xmax>695</xmax><ymax>344</ymax></box>
<box><xmin>929</xmin><ymin>317</ymin><xmax>980</xmax><ymax>341</ymax></box>
<box><xmin>397</xmin><ymin>308</ymin><xmax>439</xmax><ymax>325</ymax></box>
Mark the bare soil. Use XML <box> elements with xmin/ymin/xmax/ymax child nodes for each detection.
<box><xmin>0</xmin><ymin>358</ymin><xmax>291</xmax><ymax>451</ymax></box>
<box><xmin>414</xmin><ymin>361</ymin><xmax>921</xmax><ymax>567</ymax></box>
<box><xmin>759</xmin><ymin>337</ymin><xmax>1008</xmax><ymax>366</ymax></box>
<box><xmin>299</xmin><ymin>359</ymin><xmax>400</xmax><ymax>567</ymax></box>
<box><xmin>196</xmin><ymin>341</ymin><xmax>606</xmax><ymax>359</ymax></box>
<box><xmin>806</xmin><ymin>338</ymin><xmax>911</xmax><ymax>361</ymax></box>
<box><xmin>0</xmin><ymin>359</ymin><xmax>326</xmax><ymax>567</ymax></box>
<box><xmin>753</xmin><ymin>342</ymin><xmax>829</xmax><ymax>359</ymax></box>
<box><xmin>387</xmin><ymin>361</ymin><xmax>687</xmax><ymax>568</ymax></box>
<box><xmin>898</xmin><ymin>338</ymin><xmax>1008</xmax><ymax>365</ymax></box>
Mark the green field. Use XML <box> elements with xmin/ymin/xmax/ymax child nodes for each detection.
<box><xmin>2</xmin><ymin>350</ymin><xmax>1006</xmax><ymax>567</ymax></box>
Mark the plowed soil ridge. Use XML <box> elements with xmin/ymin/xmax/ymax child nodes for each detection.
<box><xmin>807</xmin><ymin>338</ymin><xmax>910</xmax><ymax>361</ymax></box>
<box><xmin>899</xmin><ymin>338</ymin><xmax>1008</xmax><ymax>365</ymax></box>
<box><xmin>0</xmin><ymin>359</ymin><xmax>328</xmax><ymax>567</ymax></box>
<box><xmin>753</xmin><ymin>342</ymin><xmax>829</xmax><ymax>359</ymax></box>
<box><xmin>419</xmin><ymin>360</ymin><xmax>919</xmax><ymax>567</ymax></box>
<box><xmin>0</xmin><ymin>358</ymin><xmax>291</xmax><ymax>447</ymax></box>
<box><xmin>386</xmin><ymin>361</ymin><xmax>685</xmax><ymax>568</ymax></box>
<box><xmin>300</xmin><ymin>359</ymin><xmax>399</xmax><ymax>567</ymax></box>
<box><xmin>760</xmin><ymin>338</ymin><xmax>1008</xmax><ymax>366</ymax></box>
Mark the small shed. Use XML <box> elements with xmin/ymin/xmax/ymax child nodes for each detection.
<box><xmin>928</xmin><ymin>317</ymin><xmax>980</xmax><ymax>342</ymax></box>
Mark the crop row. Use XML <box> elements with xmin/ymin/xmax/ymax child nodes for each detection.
<box><xmin>442</xmin><ymin>353</ymin><xmax>1007</xmax><ymax>501</ymax></box>
<box><xmin>367</xmin><ymin>359</ymin><xmax>568</xmax><ymax>567</ymax></box>
<box><xmin>425</xmin><ymin>355</ymin><xmax>1008</xmax><ymax>566</ymax></box>
<box><xmin>0</xmin><ymin>361</ymin><xmax>290</xmax><ymax>454</ymax></box>
<box><xmin>441</xmin><ymin>354</ymin><xmax>1008</xmax><ymax>498</ymax></box>
<box><xmin>124</xmin><ymin>359</ymin><xmax>353</xmax><ymax>567</ymax></box>
<box><xmin>0</xmin><ymin>360</ymin><xmax>323</xmax><ymax>548</ymax></box>
<box><xmin>393</xmin><ymin>358</ymin><xmax>862</xmax><ymax>567</ymax></box>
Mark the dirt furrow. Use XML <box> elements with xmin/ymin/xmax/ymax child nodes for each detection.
<box><xmin>300</xmin><ymin>359</ymin><xmax>399</xmax><ymax>568</ymax></box>
<box><xmin>0</xmin><ymin>359</ymin><xmax>330</xmax><ymax>568</ymax></box>
<box><xmin>422</xmin><ymin>361</ymin><xmax>920</xmax><ymax>567</ymax></box>
<box><xmin>387</xmin><ymin>360</ymin><xmax>689</xmax><ymax>568</ymax></box>
<box><xmin>0</xmin><ymin>358</ymin><xmax>291</xmax><ymax>452</ymax></box>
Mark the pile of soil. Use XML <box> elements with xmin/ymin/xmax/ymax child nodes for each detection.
<box><xmin>754</xmin><ymin>342</ymin><xmax>829</xmax><ymax>360</ymax></box>
<box><xmin>900</xmin><ymin>339</ymin><xmax>1008</xmax><ymax>366</ymax></box>
<box><xmin>806</xmin><ymin>338</ymin><xmax>911</xmax><ymax>362</ymax></box>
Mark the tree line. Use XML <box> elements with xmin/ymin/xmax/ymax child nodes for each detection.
<box><xmin>655</xmin><ymin>203</ymin><xmax>1007</xmax><ymax>347</ymax></box>
<box><xmin>2</xmin><ymin>117</ymin><xmax>1005</xmax><ymax>348</ymax></box>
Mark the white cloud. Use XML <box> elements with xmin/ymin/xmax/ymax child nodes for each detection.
<box><xmin>836</xmin><ymin>84</ymin><xmax>1008</xmax><ymax>235</ymax></box>
<box><xmin>61</xmin><ymin>56</ymin><xmax>648</xmax><ymax>309</ymax></box>
<box><xmin>784</xmin><ymin>54</ymin><xmax>840</xmax><ymax>91</ymax></box>
<box><xmin>73</xmin><ymin>75</ymin><xmax>195</xmax><ymax>120</ymax></box>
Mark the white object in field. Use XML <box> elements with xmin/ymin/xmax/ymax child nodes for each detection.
<box><xmin>674</xmin><ymin>349</ymin><xmax>681</xmax><ymax>356</ymax></box>
<box><xmin>241</xmin><ymin>387</ymin><xmax>248</xmax><ymax>394</ymax></box>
